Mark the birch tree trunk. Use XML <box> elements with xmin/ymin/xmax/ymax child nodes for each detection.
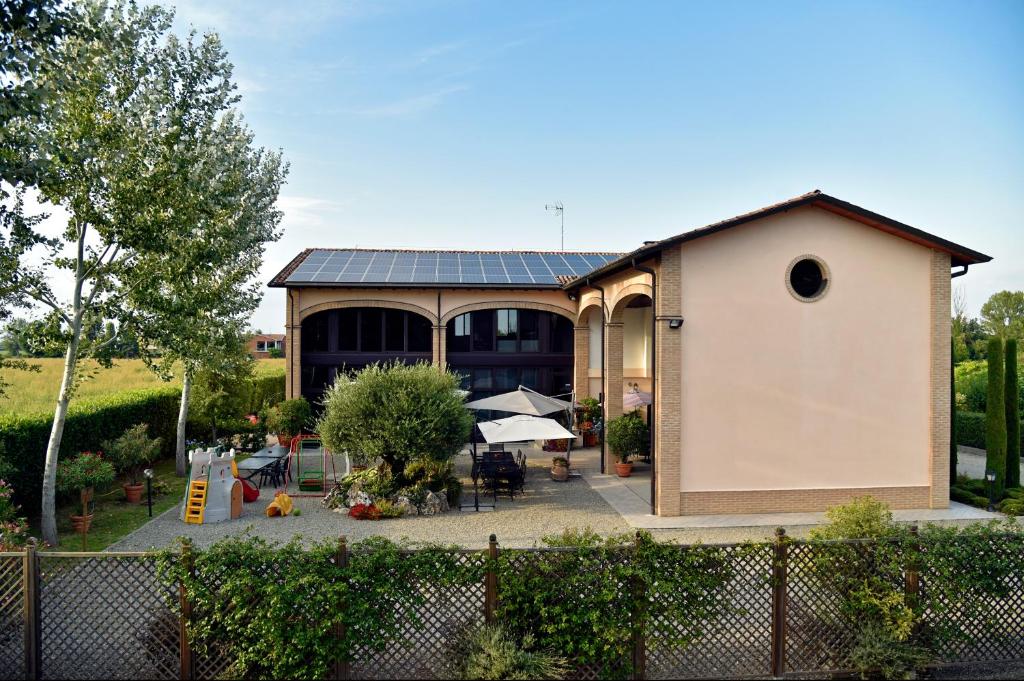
<box><xmin>40</xmin><ymin>312</ymin><xmax>83</xmax><ymax>545</ymax></box>
<box><xmin>176</xmin><ymin>370</ymin><xmax>192</xmax><ymax>476</ymax></box>
<box><xmin>40</xmin><ymin>223</ymin><xmax>88</xmax><ymax>546</ymax></box>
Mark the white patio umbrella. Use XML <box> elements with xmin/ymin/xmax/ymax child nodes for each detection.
<box><xmin>464</xmin><ymin>387</ymin><xmax>571</xmax><ymax>416</ymax></box>
<box><xmin>477</xmin><ymin>415</ymin><xmax>576</xmax><ymax>444</ymax></box>
<box><xmin>623</xmin><ymin>391</ymin><xmax>652</xmax><ymax>409</ymax></box>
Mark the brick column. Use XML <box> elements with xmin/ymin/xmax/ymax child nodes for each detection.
<box><xmin>433</xmin><ymin>325</ymin><xmax>446</xmax><ymax>369</ymax></box>
<box><xmin>574</xmin><ymin>325</ymin><xmax>590</xmax><ymax>398</ymax></box>
<box><xmin>929</xmin><ymin>250</ymin><xmax>952</xmax><ymax>508</ymax></box>
<box><xmin>286</xmin><ymin>292</ymin><xmax>302</xmax><ymax>399</ymax></box>
<box><xmin>655</xmin><ymin>247</ymin><xmax>683</xmax><ymax>516</ymax></box>
<box><xmin>604</xmin><ymin>321</ymin><xmax>624</xmax><ymax>471</ymax></box>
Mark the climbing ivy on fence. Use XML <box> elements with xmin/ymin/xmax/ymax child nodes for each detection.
<box><xmin>156</xmin><ymin>535</ymin><xmax>485</xmax><ymax>679</ymax></box>
<box><xmin>497</xmin><ymin>529</ymin><xmax>737</xmax><ymax>679</ymax></box>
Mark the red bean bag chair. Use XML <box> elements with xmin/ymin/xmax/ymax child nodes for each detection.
<box><xmin>240</xmin><ymin>478</ymin><xmax>260</xmax><ymax>503</ymax></box>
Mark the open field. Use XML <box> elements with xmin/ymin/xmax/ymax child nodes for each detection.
<box><xmin>0</xmin><ymin>358</ymin><xmax>286</xmax><ymax>416</ymax></box>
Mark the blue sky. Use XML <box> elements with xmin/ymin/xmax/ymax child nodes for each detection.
<box><xmin>167</xmin><ymin>0</ymin><xmax>1024</xmax><ymax>332</ymax></box>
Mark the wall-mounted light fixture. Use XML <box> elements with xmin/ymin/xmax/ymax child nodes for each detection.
<box><xmin>667</xmin><ymin>318</ymin><xmax>684</xmax><ymax>329</ymax></box>
<box><xmin>567</xmin><ymin>293</ymin><xmax>578</xmax><ymax>301</ymax></box>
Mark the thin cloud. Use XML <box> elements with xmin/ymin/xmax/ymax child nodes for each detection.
<box><xmin>349</xmin><ymin>84</ymin><xmax>470</xmax><ymax>118</ymax></box>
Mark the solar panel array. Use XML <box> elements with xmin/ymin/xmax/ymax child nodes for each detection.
<box><xmin>285</xmin><ymin>250</ymin><xmax>620</xmax><ymax>286</ymax></box>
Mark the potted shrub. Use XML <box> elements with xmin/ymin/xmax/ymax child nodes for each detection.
<box><xmin>551</xmin><ymin>456</ymin><xmax>569</xmax><ymax>482</ymax></box>
<box><xmin>265</xmin><ymin>397</ymin><xmax>312</xmax><ymax>449</ymax></box>
<box><xmin>578</xmin><ymin>397</ymin><xmax>601</xmax><ymax>447</ymax></box>
<box><xmin>605</xmin><ymin>411</ymin><xmax>648</xmax><ymax>477</ymax></box>
<box><xmin>57</xmin><ymin>452</ymin><xmax>116</xmax><ymax>534</ymax></box>
<box><xmin>102</xmin><ymin>424</ymin><xmax>163</xmax><ymax>504</ymax></box>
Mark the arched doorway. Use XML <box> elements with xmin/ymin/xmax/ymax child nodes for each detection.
<box><xmin>445</xmin><ymin>307</ymin><xmax>575</xmax><ymax>403</ymax></box>
<box><xmin>300</xmin><ymin>307</ymin><xmax>434</xmax><ymax>405</ymax></box>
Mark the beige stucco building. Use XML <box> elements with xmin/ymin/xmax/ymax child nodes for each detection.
<box><xmin>270</xmin><ymin>190</ymin><xmax>991</xmax><ymax>516</ymax></box>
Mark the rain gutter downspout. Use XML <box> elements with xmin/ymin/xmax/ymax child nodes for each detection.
<box><xmin>287</xmin><ymin>288</ymin><xmax>296</xmax><ymax>398</ymax></box>
<box><xmin>587</xmin><ymin>277</ymin><xmax>608</xmax><ymax>474</ymax></box>
<box><xmin>950</xmin><ymin>265</ymin><xmax>969</xmax><ymax>279</ymax></box>
<box><xmin>632</xmin><ymin>259</ymin><xmax>657</xmax><ymax>513</ymax></box>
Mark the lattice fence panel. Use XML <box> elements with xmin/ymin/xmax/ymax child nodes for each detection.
<box><xmin>784</xmin><ymin>541</ymin><xmax>906</xmax><ymax>674</ymax></box>
<box><xmin>919</xmin><ymin>533</ymin><xmax>1024</xmax><ymax>665</ymax></box>
<box><xmin>38</xmin><ymin>554</ymin><xmax>178</xmax><ymax>680</ymax></box>
<box><xmin>0</xmin><ymin>554</ymin><xmax>25</xmax><ymax>681</ymax></box>
<box><xmin>499</xmin><ymin>547</ymin><xmax>636</xmax><ymax>681</ymax></box>
<box><xmin>350</xmin><ymin>550</ymin><xmax>488</xmax><ymax>680</ymax></box>
<box><xmin>649</xmin><ymin>543</ymin><xmax>773</xmax><ymax>680</ymax></box>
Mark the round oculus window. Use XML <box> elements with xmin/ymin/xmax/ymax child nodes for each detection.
<box><xmin>787</xmin><ymin>257</ymin><xmax>829</xmax><ymax>301</ymax></box>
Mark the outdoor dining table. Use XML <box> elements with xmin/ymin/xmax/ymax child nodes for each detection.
<box><xmin>235</xmin><ymin>456</ymin><xmax>278</xmax><ymax>481</ymax></box>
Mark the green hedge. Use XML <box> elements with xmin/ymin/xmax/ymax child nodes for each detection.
<box><xmin>0</xmin><ymin>385</ymin><xmax>181</xmax><ymax>512</ymax></box>
<box><xmin>246</xmin><ymin>371</ymin><xmax>285</xmax><ymax>414</ymax></box>
<box><xmin>956</xmin><ymin>410</ymin><xmax>1024</xmax><ymax>453</ymax></box>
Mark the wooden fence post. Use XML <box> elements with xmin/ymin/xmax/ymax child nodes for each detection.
<box><xmin>179</xmin><ymin>539</ymin><xmax>194</xmax><ymax>681</ymax></box>
<box><xmin>770</xmin><ymin>527</ymin><xmax>788</xmax><ymax>679</ymax></box>
<box><xmin>23</xmin><ymin>538</ymin><xmax>41</xmax><ymax>681</ymax></box>
<box><xmin>484</xmin><ymin>534</ymin><xmax>498</xmax><ymax>624</ymax></box>
<box><xmin>905</xmin><ymin>525</ymin><xmax>920</xmax><ymax>610</ymax></box>
<box><xmin>631</xmin><ymin>531</ymin><xmax>646</xmax><ymax>681</ymax></box>
<box><xmin>333</xmin><ymin>535</ymin><xmax>350</xmax><ymax>681</ymax></box>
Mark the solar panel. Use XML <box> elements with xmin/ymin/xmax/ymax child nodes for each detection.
<box><xmin>284</xmin><ymin>249</ymin><xmax>622</xmax><ymax>286</ymax></box>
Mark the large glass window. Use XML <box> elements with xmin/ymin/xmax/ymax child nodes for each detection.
<box><xmin>448</xmin><ymin>313</ymin><xmax>470</xmax><ymax>352</ymax></box>
<box><xmin>302</xmin><ymin>314</ymin><xmax>329</xmax><ymax>352</ymax></box>
<box><xmin>384</xmin><ymin>309</ymin><xmax>405</xmax><ymax>352</ymax></box>
<box><xmin>472</xmin><ymin>310</ymin><xmax>494</xmax><ymax>352</ymax></box>
<box><xmin>496</xmin><ymin>309</ymin><xmax>518</xmax><ymax>352</ymax></box>
<box><xmin>408</xmin><ymin>314</ymin><xmax>432</xmax><ymax>352</ymax></box>
<box><xmin>550</xmin><ymin>314</ymin><xmax>574</xmax><ymax>354</ymax></box>
<box><xmin>337</xmin><ymin>309</ymin><xmax>358</xmax><ymax>351</ymax></box>
<box><xmin>519</xmin><ymin>310</ymin><xmax>540</xmax><ymax>352</ymax></box>
<box><xmin>360</xmin><ymin>309</ymin><xmax>383</xmax><ymax>352</ymax></box>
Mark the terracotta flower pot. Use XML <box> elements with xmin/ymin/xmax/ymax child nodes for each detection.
<box><xmin>351</xmin><ymin>465</ymin><xmax>367</xmax><ymax>473</ymax></box>
<box><xmin>123</xmin><ymin>483</ymin><xmax>144</xmax><ymax>504</ymax></box>
<box><xmin>551</xmin><ymin>465</ymin><xmax>569</xmax><ymax>482</ymax></box>
<box><xmin>615</xmin><ymin>462</ymin><xmax>633</xmax><ymax>478</ymax></box>
<box><xmin>277</xmin><ymin>433</ymin><xmax>294</xmax><ymax>449</ymax></box>
<box><xmin>583</xmin><ymin>433</ymin><xmax>598</xmax><ymax>447</ymax></box>
<box><xmin>71</xmin><ymin>513</ymin><xmax>94</xmax><ymax>534</ymax></box>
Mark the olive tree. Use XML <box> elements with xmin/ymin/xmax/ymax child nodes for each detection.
<box><xmin>317</xmin><ymin>362</ymin><xmax>473</xmax><ymax>480</ymax></box>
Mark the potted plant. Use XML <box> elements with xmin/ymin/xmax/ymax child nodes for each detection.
<box><xmin>265</xmin><ymin>397</ymin><xmax>312</xmax><ymax>449</ymax></box>
<box><xmin>551</xmin><ymin>456</ymin><xmax>569</xmax><ymax>482</ymax></box>
<box><xmin>605</xmin><ymin>411</ymin><xmax>648</xmax><ymax>478</ymax></box>
<box><xmin>57</xmin><ymin>452</ymin><xmax>116</xmax><ymax>534</ymax></box>
<box><xmin>102</xmin><ymin>424</ymin><xmax>163</xmax><ymax>504</ymax></box>
<box><xmin>578</xmin><ymin>397</ymin><xmax>601</xmax><ymax>447</ymax></box>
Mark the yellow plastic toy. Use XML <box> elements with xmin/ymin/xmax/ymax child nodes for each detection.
<box><xmin>266</xmin><ymin>491</ymin><xmax>293</xmax><ymax>517</ymax></box>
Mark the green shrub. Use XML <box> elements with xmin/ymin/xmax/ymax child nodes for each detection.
<box><xmin>102</xmin><ymin>423</ymin><xmax>162</xmax><ymax>485</ymax></box>
<box><xmin>0</xmin><ymin>385</ymin><xmax>180</xmax><ymax>511</ymax></box>
<box><xmin>986</xmin><ymin>338</ymin><xmax>1007</xmax><ymax>498</ymax></box>
<box><xmin>960</xmin><ymin>478</ymin><xmax>987</xmax><ymax>495</ymax></box>
<box><xmin>0</xmin><ymin>479</ymin><xmax>30</xmax><ymax>549</ymax></box>
<box><xmin>605</xmin><ymin>410</ymin><xmax>648</xmax><ymax>463</ymax></box>
<box><xmin>245</xmin><ymin>371</ymin><xmax>285</xmax><ymax>414</ymax></box>
<box><xmin>998</xmin><ymin>498</ymin><xmax>1024</xmax><ymax>516</ymax></box>
<box><xmin>955</xmin><ymin>411</ymin><xmax>986</xmax><ymax>449</ymax></box>
<box><xmin>443</xmin><ymin>623</ymin><xmax>569</xmax><ymax>680</ymax></box>
<box><xmin>56</xmin><ymin>451</ymin><xmax>116</xmax><ymax>494</ymax></box>
<box><xmin>264</xmin><ymin>397</ymin><xmax>312</xmax><ymax>437</ymax></box>
<box><xmin>950</xmin><ymin>485</ymin><xmax>988</xmax><ymax>508</ymax></box>
<box><xmin>1006</xmin><ymin>339</ymin><xmax>1020</xmax><ymax>488</ymax></box>
<box><xmin>809</xmin><ymin>496</ymin><xmax>897</xmax><ymax>540</ymax></box>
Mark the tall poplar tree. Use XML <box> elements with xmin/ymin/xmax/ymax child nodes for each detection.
<box><xmin>986</xmin><ymin>337</ymin><xmax>1007</xmax><ymax>499</ymax></box>
<box><xmin>1006</xmin><ymin>338</ymin><xmax>1020</xmax><ymax>489</ymax></box>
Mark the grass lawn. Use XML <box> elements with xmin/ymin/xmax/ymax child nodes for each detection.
<box><xmin>33</xmin><ymin>456</ymin><xmax>190</xmax><ymax>551</ymax></box>
<box><xmin>0</xmin><ymin>357</ymin><xmax>286</xmax><ymax>416</ymax></box>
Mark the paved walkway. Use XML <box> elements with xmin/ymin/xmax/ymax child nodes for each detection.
<box><xmin>958</xmin><ymin>445</ymin><xmax>1024</xmax><ymax>480</ymax></box>
<box><xmin>578</xmin><ymin>446</ymin><xmax>1003</xmax><ymax>530</ymax></box>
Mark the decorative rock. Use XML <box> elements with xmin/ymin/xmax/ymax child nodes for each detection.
<box><xmin>347</xmin><ymin>490</ymin><xmax>373</xmax><ymax>508</ymax></box>
<box><xmin>418</xmin><ymin>491</ymin><xmax>449</xmax><ymax>516</ymax></box>
<box><xmin>394</xmin><ymin>496</ymin><xmax>419</xmax><ymax>516</ymax></box>
<box><xmin>322</xmin><ymin>484</ymin><xmax>346</xmax><ymax>510</ymax></box>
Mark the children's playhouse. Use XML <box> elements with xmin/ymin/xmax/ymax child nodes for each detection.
<box><xmin>181</xmin><ymin>448</ymin><xmax>243</xmax><ymax>524</ymax></box>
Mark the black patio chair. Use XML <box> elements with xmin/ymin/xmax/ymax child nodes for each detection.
<box><xmin>258</xmin><ymin>457</ymin><xmax>286</xmax><ymax>489</ymax></box>
<box><xmin>480</xmin><ymin>451</ymin><xmax>522</xmax><ymax>501</ymax></box>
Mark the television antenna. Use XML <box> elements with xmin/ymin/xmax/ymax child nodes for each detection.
<box><xmin>545</xmin><ymin>201</ymin><xmax>564</xmax><ymax>250</ymax></box>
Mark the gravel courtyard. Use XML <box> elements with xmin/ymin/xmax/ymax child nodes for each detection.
<box><xmin>108</xmin><ymin>444</ymin><xmax>1007</xmax><ymax>552</ymax></box>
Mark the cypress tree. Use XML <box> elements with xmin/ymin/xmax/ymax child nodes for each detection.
<box><xmin>1006</xmin><ymin>338</ymin><xmax>1020</xmax><ymax>489</ymax></box>
<box><xmin>986</xmin><ymin>337</ymin><xmax>1007</xmax><ymax>499</ymax></box>
<box><xmin>951</xmin><ymin>336</ymin><xmax>958</xmax><ymax>485</ymax></box>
